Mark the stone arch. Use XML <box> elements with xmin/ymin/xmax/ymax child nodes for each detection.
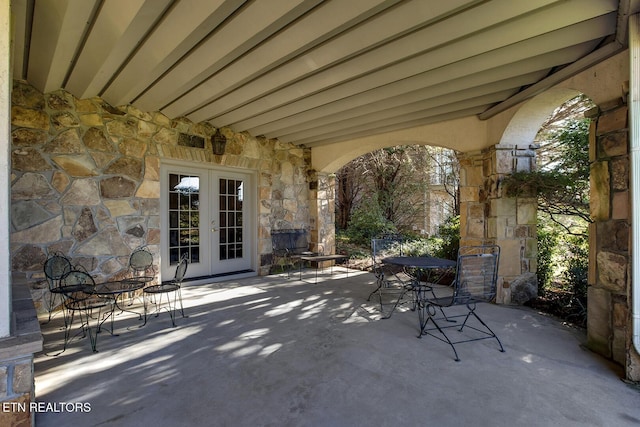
<box><xmin>498</xmin><ymin>87</ymin><xmax>584</xmax><ymax>145</ymax></box>
<box><xmin>312</xmin><ymin>116</ymin><xmax>487</xmax><ymax>173</ymax></box>
<box><xmin>315</xmin><ymin>139</ymin><xmax>449</xmax><ymax>173</ymax></box>
<box><xmin>459</xmin><ymin>87</ymin><xmax>595</xmax><ymax>305</ymax></box>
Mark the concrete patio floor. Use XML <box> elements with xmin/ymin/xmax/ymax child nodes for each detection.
<box><xmin>34</xmin><ymin>268</ymin><xmax>640</xmax><ymax>427</ymax></box>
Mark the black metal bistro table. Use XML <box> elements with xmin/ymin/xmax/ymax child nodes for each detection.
<box><xmin>382</xmin><ymin>256</ymin><xmax>456</xmax><ymax>273</ymax></box>
<box><xmin>299</xmin><ymin>254</ymin><xmax>348</xmax><ymax>283</ymax></box>
<box><xmin>92</xmin><ymin>278</ymin><xmax>146</xmax><ymax>335</ymax></box>
<box><xmin>380</xmin><ymin>256</ymin><xmax>456</xmax><ymax>318</ymax></box>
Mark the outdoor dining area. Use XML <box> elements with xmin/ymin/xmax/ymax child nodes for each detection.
<box><xmin>35</xmin><ymin>245</ymin><xmax>640</xmax><ymax>426</ymax></box>
<box><xmin>41</xmin><ymin>247</ymin><xmax>188</xmax><ymax>355</ymax></box>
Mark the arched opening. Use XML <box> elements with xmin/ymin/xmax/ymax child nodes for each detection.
<box><xmin>333</xmin><ymin>144</ymin><xmax>459</xmax><ymax>267</ymax></box>
<box><xmin>502</xmin><ymin>94</ymin><xmax>595</xmax><ymax>326</ymax></box>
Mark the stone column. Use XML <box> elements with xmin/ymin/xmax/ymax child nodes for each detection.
<box><xmin>458</xmin><ymin>144</ymin><xmax>537</xmax><ymax>304</ymax></box>
<box><xmin>586</xmin><ymin>100</ymin><xmax>631</xmax><ymax>368</ymax></box>
<box><xmin>308</xmin><ymin>171</ymin><xmax>336</xmax><ymax>258</ymax></box>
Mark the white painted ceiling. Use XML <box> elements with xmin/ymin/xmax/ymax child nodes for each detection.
<box><xmin>10</xmin><ymin>0</ymin><xmax>640</xmax><ymax>148</ymax></box>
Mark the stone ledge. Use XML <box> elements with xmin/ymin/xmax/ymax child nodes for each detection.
<box><xmin>0</xmin><ymin>281</ymin><xmax>42</xmax><ymax>361</ymax></box>
<box><xmin>0</xmin><ymin>333</ymin><xmax>41</xmax><ymax>362</ymax></box>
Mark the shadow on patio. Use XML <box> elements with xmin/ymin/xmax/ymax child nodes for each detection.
<box><xmin>35</xmin><ymin>268</ymin><xmax>640</xmax><ymax>427</ymax></box>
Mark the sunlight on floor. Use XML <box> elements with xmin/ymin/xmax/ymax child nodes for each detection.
<box><xmin>37</xmin><ymin>325</ymin><xmax>203</xmax><ymax>396</ymax></box>
<box><xmin>265</xmin><ymin>299</ymin><xmax>304</xmax><ymax>317</ymax></box>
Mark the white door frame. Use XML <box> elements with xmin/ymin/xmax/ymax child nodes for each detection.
<box><xmin>159</xmin><ymin>160</ymin><xmax>257</xmax><ymax>284</ymax></box>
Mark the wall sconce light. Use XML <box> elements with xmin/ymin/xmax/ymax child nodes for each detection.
<box><xmin>212</xmin><ymin>129</ymin><xmax>227</xmax><ymax>155</ymax></box>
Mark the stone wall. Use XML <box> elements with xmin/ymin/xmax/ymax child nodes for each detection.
<box><xmin>458</xmin><ymin>144</ymin><xmax>538</xmax><ymax>304</ymax></box>
<box><xmin>0</xmin><ymin>280</ymin><xmax>42</xmax><ymax>427</ymax></box>
<box><xmin>309</xmin><ymin>172</ymin><xmax>337</xmax><ymax>255</ymax></box>
<box><xmin>10</xmin><ymin>81</ymin><xmax>312</xmax><ymax>313</ymax></box>
<box><xmin>587</xmin><ymin>99</ymin><xmax>634</xmax><ymax>370</ymax></box>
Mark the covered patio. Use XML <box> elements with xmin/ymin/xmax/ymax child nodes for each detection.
<box><xmin>3</xmin><ymin>1</ymin><xmax>640</xmax><ymax>424</ymax></box>
<box><xmin>35</xmin><ymin>270</ymin><xmax>639</xmax><ymax>426</ymax></box>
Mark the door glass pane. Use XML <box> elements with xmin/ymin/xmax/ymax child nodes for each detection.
<box><xmin>191</xmin><ymin>247</ymin><xmax>200</xmax><ymax>263</ymax></box>
<box><xmin>218</xmin><ymin>178</ymin><xmax>244</xmax><ymax>261</ymax></box>
<box><xmin>168</xmin><ymin>174</ymin><xmax>200</xmax><ymax>265</ymax></box>
<box><xmin>170</xmin><ymin>248</ymin><xmax>180</xmax><ymax>264</ymax></box>
<box><xmin>169</xmin><ymin>193</ymin><xmax>178</xmax><ymax>209</ymax></box>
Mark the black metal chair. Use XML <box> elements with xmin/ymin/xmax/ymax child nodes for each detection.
<box><xmin>143</xmin><ymin>253</ymin><xmax>188</xmax><ymax>326</ymax></box>
<box><xmin>42</xmin><ymin>252</ymin><xmax>72</xmax><ymax>324</ymax></box>
<box><xmin>417</xmin><ymin>245</ymin><xmax>505</xmax><ymax>361</ymax></box>
<box><xmin>367</xmin><ymin>236</ymin><xmax>417</xmax><ymax>318</ymax></box>
<box><xmin>128</xmin><ymin>246</ymin><xmax>155</xmax><ymax>283</ymax></box>
<box><xmin>125</xmin><ymin>246</ymin><xmax>156</xmax><ymax>312</ymax></box>
<box><xmin>58</xmin><ymin>267</ymin><xmax>113</xmax><ymax>353</ymax></box>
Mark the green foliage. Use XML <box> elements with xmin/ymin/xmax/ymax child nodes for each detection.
<box><xmin>429</xmin><ymin>215</ymin><xmax>460</xmax><ymax>260</ymax></box>
<box><xmin>335</xmin><ymin>230</ymin><xmax>371</xmax><ymax>259</ymax></box>
<box><xmin>402</xmin><ymin>238</ymin><xmax>434</xmax><ymax>257</ymax></box>
<box><xmin>345</xmin><ymin>200</ymin><xmax>396</xmax><ymax>245</ymax></box>
<box><xmin>337</xmin><ymin>214</ymin><xmax>459</xmax><ymax>267</ymax></box>
<box><xmin>561</xmin><ymin>233</ymin><xmax>589</xmax><ymax>297</ymax></box>
<box><xmin>536</xmin><ymin>212</ymin><xmax>588</xmax><ymax>303</ymax></box>
<box><xmin>536</xmin><ymin>220</ymin><xmax>559</xmax><ymax>293</ymax></box>
<box><xmin>544</xmin><ymin>119</ymin><xmax>590</xmax><ymax>177</ymax></box>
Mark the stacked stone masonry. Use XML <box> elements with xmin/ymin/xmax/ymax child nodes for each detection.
<box><xmin>458</xmin><ymin>144</ymin><xmax>537</xmax><ymax>304</ymax></box>
<box><xmin>0</xmin><ymin>357</ymin><xmax>33</xmax><ymax>427</ymax></box>
<box><xmin>587</xmin><ymin>100</ymin><xmax>633</xmax><ymax>368</ymax></box>
<box><xmin>10</xmin><ymin>81</ymin><xmax>313</xmax><ymax>313</ymax></box>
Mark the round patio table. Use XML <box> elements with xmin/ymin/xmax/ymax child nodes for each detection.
<box><xmin>92</xmin><ymin>279</ymin><xmax>146</xmax><ymax>335</ymax></box>
<box><xmin>379</xmin><ymin>256</ymin><xmax>457</xmax><ymax>318</ymax></box>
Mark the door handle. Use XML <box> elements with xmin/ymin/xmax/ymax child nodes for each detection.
<box><xmin>211</xmin><ymin>220</ymin><xmax>218</xmax><ymax>232</ymax></box>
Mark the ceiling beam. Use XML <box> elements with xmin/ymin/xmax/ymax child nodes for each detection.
<box><xmin>26</xmin><ymin>0</ymin><xmax>96</xmax><ymax>93</ymax></box>
<box><xmin>478</xmin><ymin>41</ymin><xmax>625</xmax><ymax>120</ymax></box>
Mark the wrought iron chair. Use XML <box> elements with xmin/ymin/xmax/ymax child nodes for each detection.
<box><xmin>143</xmin><ymin>253</ymin><xmax>188</xmax><ymax>327</ymax></box>
<box><xmin>417</xmin><ymin>245</ymin><xmax>505</xmax><ymax>361</ymax></box>
<box><xmin>125</xmin><ymin>246</ymin><xmax>156</xmax><ymax>311</ymax></box>
<box><xmin>42</xmin><ymin>252</ymin><xmax>72</xmax><ymax>324</ymax></box>
<box><xmin>58</xmin><ymin>267</ymin><xmax>113</xmax><ymax>353</ymax></box>
<box><xmin>367</xmin><ymin>236</ymin><xmax>417</xmax><ymax>318</ymax></box>
<box><xmin>128</xmin><ymin>246</ymin><xmax>155</xmax><ymax>283</ymax></box>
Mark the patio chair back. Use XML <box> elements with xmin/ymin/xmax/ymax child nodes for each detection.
<box><xmin>451</xmin><ymin>245</ymin><xmax>500</xmax><ymax>305</ymax></box>
<box><xmin>60</xmin><ymin>268</ymin><xmax>97</xmax><ymax>303</ymax></box>
<box><xmin>129</xmin><ymin>246</ymin><xmax>155</xmax><ymax>282</ymax></box>
<box><xmin>174</xmin><ymin>252</ymin><xmax>188</xmax><ymax>284</ymax></box>
<box><xmin>44</xmin><ymin>253</ymin><xmax>72</xmax><ymax>290</ymax></box>
<box><xmin>371</xmin><ymin>236</ymin><xmax>403</xmax><ymax>264</ymax></box>
<box><xmin>43</xmin><ymin>253</ymin><xmax>72</xmax><ymax>323</ymax></box>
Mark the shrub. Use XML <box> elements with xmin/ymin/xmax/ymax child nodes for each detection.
<box><xmin>402</xmin><ymin>238</ymin><xmax>434</xmax><ymax>257</ymax></box>
<box><xmin>561</xmin><ymin>233</ymin><xmax>589</xmax><ymax>298</ymax></box>
<box><xmin>345</xmin><ymin>200</ymin><xmax>396</xmax><ymax>245</ymax></box>
<box><xmin>430</xmin><ymin>215</ymin><xmax>460</xmax><ymax>260</ymax></box>
<box><xmin>536</xmin><ymin>223</ymin><xmax>559</xmax><ymax>293</ymax></box>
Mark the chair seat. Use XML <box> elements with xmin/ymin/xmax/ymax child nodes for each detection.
<box><xmin>144</xmin><ymin>283</ymin><xmax>180</xmax><ymax>294</ymax></box>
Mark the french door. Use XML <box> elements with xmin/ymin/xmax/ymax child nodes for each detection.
<box><xmin>160</xmin><ymin>163</ymin><xmax>255</xmax><ymax>281</ymax></box>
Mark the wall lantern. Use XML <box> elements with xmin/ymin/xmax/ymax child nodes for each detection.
<box><xmin>212</xmin><ymin>129</ymin><xmax>227</xmax><ymax>155</ymax></box>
